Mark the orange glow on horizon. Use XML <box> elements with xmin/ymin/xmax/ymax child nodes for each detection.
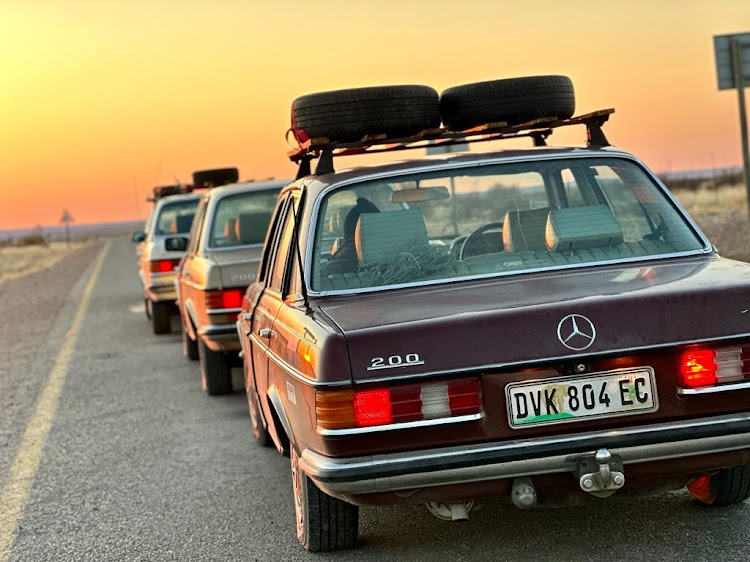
<box><xmin>1</xmin><ymin>1</ymin><xmax>749</xmax><ymax>230</ymax></box>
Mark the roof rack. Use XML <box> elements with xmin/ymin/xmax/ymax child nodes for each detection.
<box><xmin>288</xmin><ymin>108</ymin><xmax>614</xmax><ymax>178</ymax></box>
<box><xmin>146</xmin><ymin>184</ymin><xmax>194</xmax><ymax>203</ymax></box>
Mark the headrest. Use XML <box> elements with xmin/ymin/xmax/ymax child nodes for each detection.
<box><xmin>223</xmin><ymin>218</ymin><xmax>238</xmax><ymax>242</ymax></box>
<box><xmin>546</xmin><ymin>205</ymin><xmax>623</xmax><ymax>251</ymax></box>
<box><xmin>355</xmin><ymin>209</ymin><xmax>428</xmax><ymax>265</ymax></box>
<box><xmin>235</xmin><ymin>211</ymin><xmax>273</xmax><ymax>245</ymax></box>
<box><xmin>502</xmin><ymin>208</ymin><xmax>550</xmax><ymax>252</ymax></box>
<box><xmin>344</xmin><ymin>197</ymin><xmax>380</xmax><ymax>239</ymax></box>
<box><xmin>173</xmin><ymin>213</ymin><xmax>194</xmax><ymax>234</ymax></box>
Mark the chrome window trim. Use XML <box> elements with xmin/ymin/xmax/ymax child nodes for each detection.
<box><xmin>678</xmin><ymin>381</ymin><xmax>750</xmax><ymax>396</ymax></box>
<box><xmin>207</xmin><ymin>307</ymin><xmax>242</xmax><ymax>315</ymax></box>
<box><xmin>317</xmin><ymin>413</ymin><xmax>483</xmax><ymax>436</ymax></box>
<box><xmin>206</xmin><ymin>242</ymin><xmax>264</xmax><ymax>252</ymax></box>
<box><xmin>302</xmin><ymin>151</ymin><xmax>713</xmax><ymax>297</ymax></box>
<box><xmin>352</xmin><ymin>332</ymin><xmax>750</xmax><ymax>385</ymax></box>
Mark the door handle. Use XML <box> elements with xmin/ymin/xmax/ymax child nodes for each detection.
<box><xmin>258</xmin><ymin>328</ymin><xmax>274</xmax><ymax>338</ymax></box>
<box><xmin>242</xmin><ymin>313</ymin><xmax>253</xmax><ymax>321</ymax></box>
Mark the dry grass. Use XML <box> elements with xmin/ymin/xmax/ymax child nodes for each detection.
<box><xmin>672</xmin><ymin>183</ymin><xmax>747</xmax><ymax>215</ymax></box>
<box><xmin>0</xmin><ymin>241</ymin><xmax>92</xmax><ymax>284</ymax></box>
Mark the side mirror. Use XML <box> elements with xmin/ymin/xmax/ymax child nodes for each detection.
<box><xmin>132</xmin><ymin>231</ymin><xmax>146</xmax><ymax>243</ymax></box>
<box><xmin>165</xmin><ymin>236</ymin><xmax>188</xmax><ymax>252</ymax></box>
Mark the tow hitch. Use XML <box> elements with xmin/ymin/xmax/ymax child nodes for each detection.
<box><xmin>576</xmin><ymin>448</ymin><xmax>625</xmax><ymax>498</ymax></box>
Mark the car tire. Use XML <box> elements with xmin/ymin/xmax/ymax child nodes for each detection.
<box><xmin>689</xmin><ymin>465</ymin><xmax>750</xmax><ymax>506</ymax></box>
<box><xmin>440</xmin><ymin>75</ymin><xmax>575</xmax><ymax>131</ymax></box>
<box><xmin>248</xmin><ymin>385</ymin><xmax>272</xmax><ymax>447</ymax></box>
<box><xmin>198</xmin><ymin>339</ymin><xmax>232</xmax><ymax>395</ymax></box>
<box><xmin>291</xmin><ymin>447</ymin><xmax>358</xmax><ymax>552</ymax></box>
<box><xmin>182</xmin><ymin>321</ymin><xmax>199</xmax><ymax>361</ymax></box>
<box><xmin>151</xmin><ymin>301</ymin><xmax>171</xmax><ymax>334</ymax></box>
<box><xmin>291</xmin><ymin>85</ymin><xmax>441</xmax><ymax>144</ymax></box>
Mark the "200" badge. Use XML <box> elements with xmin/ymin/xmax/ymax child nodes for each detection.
<box><xmin>367</xmin><ymin>353</ymin><xmax>425</xmax><ymax>371</ymax></box>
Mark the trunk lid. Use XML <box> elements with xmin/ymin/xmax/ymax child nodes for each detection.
<box><xmin>318</xmin><ymin>256</ymin><xmax>750</xmax><ymax>382</ymax></box>
<box><xmin>206</xmin><ymin>247</ymin><xmax>264</xmax><ymax>289</ymax></box>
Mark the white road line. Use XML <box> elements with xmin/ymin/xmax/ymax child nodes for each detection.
<box><xmin>0</xmin><ymin>241</ymin><xmax>110</xmax><ymax>562</ymax></box>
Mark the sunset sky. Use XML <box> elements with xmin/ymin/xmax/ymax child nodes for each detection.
<box><xmin>1</xmin><ymin>0</ymin><xmax>749</xmax><ymax>230</ymax></box>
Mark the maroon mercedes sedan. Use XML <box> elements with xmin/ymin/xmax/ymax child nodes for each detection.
<box><xmin>237</xmin><ymin>81</ymin><xmax>750</xmax><ymax>552</ymax></box>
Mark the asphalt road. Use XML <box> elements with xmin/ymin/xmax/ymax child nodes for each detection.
<box><xmin>1</xmin><ymin>236</ymin><xmax>749</xmax><ymax>561</ymax></box>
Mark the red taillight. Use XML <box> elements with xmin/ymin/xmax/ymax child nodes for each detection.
<box><xmin>149</xmin><ymin>259</ymin><xmax>180</xmax><ymax>273</ymax></box>
<box><xmin>317</xmin><ymin>378</ymin><xmax>482</xmax><ymax>431</ymax></box>
<box><xmin>205</xmin><ymin>289</ymin><xmax>244</xmax><ymax>310</ymax></box>
<box><xmin>678</xmin><ymin>349</ymin><xmax>717</xmax><ymax>387</ymax></box>
<box><xmin>354</xmin><ymin>389</ymin><xmax>393</xmax><ymax>426</ymax></box>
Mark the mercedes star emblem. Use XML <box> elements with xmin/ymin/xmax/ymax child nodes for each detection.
<box><xmin>557</xmin><ymin>314</ymin><xmax>596</xmax><ymax>351</ymax></box>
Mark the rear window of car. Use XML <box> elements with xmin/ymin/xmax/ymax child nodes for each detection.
<box><xmin>208</xmin><ymin>189</ymin><xmax>281</xmax><ymax>248</ymax></box>
<box><xmin>154</xmin><ymin>199</ymin><xmax>199</xmax><ymax>235</ymax></box>
<box><xmin>310</xmin><ymin>157</ymin><xmax>706</xmax><ymax>292</ymax></box>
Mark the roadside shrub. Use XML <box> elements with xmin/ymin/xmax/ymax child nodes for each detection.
<box><xmin>18</xmin><ymin>233</ymin><xmax>47</xmax><ymax>246</ymax></box>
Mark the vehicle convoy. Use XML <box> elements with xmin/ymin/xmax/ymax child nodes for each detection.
<box><xmin>173</xmin><ymin>176</ymin><xmax>287</xmax><ymax>394</ymax></box>
<box><xmin>236</xmin><ymin>76</ymin><xmax>750</xmax><ymax>552</ymax></box>
<box><xmin>134</xmin><ymin>184</ymin><xmax>202</xmax><ymax>334</ymax></box>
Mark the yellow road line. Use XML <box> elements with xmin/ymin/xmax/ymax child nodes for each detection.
<box><xmin>0</xmin><ymin>240</ymin><xmax>111</xmax><ymax>562</ymax></box>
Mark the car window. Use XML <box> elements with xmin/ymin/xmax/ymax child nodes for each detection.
<box><xmin>187</xmin><ymin>199</ymin><xmax>208</xmax><ymax>255</ymax></box>
<box><xmin>155</xmin><ymin>200</ymin><xmax>199</xmax><ymax>235</ymax></box>
<box><xmin>269</xmin><ymin>201</ymin><xmax>296</xmax><ymax>292</ymax></box>
<box><xmin>207</xmin><ymin>189</ymin><xmax>281</xmax><ymax>248</ymax></box>
<box><xmin>310</xmin><ymin>157</ymin><xmax>706</xmax><ymax>292</ymax></box>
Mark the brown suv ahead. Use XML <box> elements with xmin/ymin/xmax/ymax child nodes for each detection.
<box><xmin>237</xmin><ymin>79</ymin><xmax>750</xmax><ymax>552</ymax></box>
<box><xmin>173</xmin><ymin>178</ymin><xmax>286</xmax><ymax>394</ymax></box>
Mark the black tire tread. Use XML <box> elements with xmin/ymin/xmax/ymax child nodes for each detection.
<box><xmin>192</xmin><ymin>167</ymin><xmax>239</xmax><ymax>188</ymax></box>
<box><xmin>182</xmin><ymin>321</ymin><xmax>199</xmax><ymax>360</ymax></box>
<box><xmin>292</xmin><ymin>85</ymin><xmax>440</xmax><ymax>143</ymax></box>
<box><xmin>710</xmin><ymin>465</ymin><xmax>750</xmax><ymax>506</ymax></box>
<box><xmin>301</xmin><ymin>472</ymin><xmax>358</xmax><ymax>552</ymax></box>
<box><xmin>151</xmin><ymin>301</ymin><xmax>171</xmax><ymax>334</ymax></box>
<box><xmin>441</xmin><ymin>75</ymin><xmax>575</xmax><ymax>130</ymax></box>
<box><xmin>198</xmin><ymin>339</ymin><xmax>232</xmax><ymax>395</ymax></box>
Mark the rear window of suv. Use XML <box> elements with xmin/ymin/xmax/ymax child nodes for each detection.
<box><xmin>310</xmin><ymin>157</ymin><xmax>706</xmax><ymax>292</ymax></box>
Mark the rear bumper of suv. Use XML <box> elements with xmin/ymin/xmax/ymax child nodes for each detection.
<box><xmin>299</xmin><ymin>412</ymin><xmax>750</xmax><ymax>496</ymax></box>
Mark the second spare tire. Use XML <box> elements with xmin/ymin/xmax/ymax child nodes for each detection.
<box><xmin>291</xmin><ymin>85</ymin><xmax>441</xmax><ymax>144</ymax></box>
<box><xmin>441</xmin><ymin>75</ymin><xmax>575</xmax><ymax>131</ymax></box>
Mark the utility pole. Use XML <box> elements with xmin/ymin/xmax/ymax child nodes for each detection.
<box><xmin>60</xmin><ymin>209</ymin><xmax>73</xmax><ymax>247</ymax></box>
<box><xmin>714</xmin><ymin>32</ymin><xmax>750</xmax><ymax>217</ymax></box>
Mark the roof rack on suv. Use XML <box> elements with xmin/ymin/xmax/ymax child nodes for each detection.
<box><xmin>147</xmin><ymin>184</ymin><xmax>194</xmax><ymax>203</ymax></box>
<box><xmin>288</xmin><ymin>108</ymin><xmax>614</xmax><ymax>178</ymax></box>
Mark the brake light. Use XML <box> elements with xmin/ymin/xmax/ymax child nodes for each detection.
<box><xmin>678</xmin><ymin>349</ymin><xmax>717</xmax><ymax>387</ymax></box>
<box><xmin>149</xmin><ymin>259</ymin><xmax>180</xmax><ymax>273</ymax></box>
<box><xmin>316</xmin><ymin>378</ymin><xmax>482</xmax><ymax>431</ymax></box>
<box><xmin>205</xmin><ymin>289</ymin><xmax>244</xmax><ymax>309</ymax></box>
<box><xmin>678</xmin><ymin>345</ymin><xmax>750</xmax><ymax>388</ymax></box>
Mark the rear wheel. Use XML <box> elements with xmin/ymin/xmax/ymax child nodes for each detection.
<box><xmin>182</xmin><ymin>320</ymin><xmax>199</xmax><ymax>361</ymax></box>
<box><xmin>291</xmin><ymin>447</ymin><xmax>358</xmax><ymax>552</ymax></box>
<box><xmin>688</xmin><ymin>465</ymin><xmax>750</xmax><ymax>506</ymax></box>
<box><xmin>150</xmin><ymin>300</ymin><xmax>171</xmax><ymax>334</ymax></box>
<box><xmin>198</xmin><ymin>339</ymin><xmax>232</xmax><ymax>395</ymax></box>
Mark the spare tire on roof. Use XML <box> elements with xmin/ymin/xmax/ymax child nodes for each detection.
<box><xmin>192</xmin><ymin>167</ymin><xmax>239</xmax><ymax>188</ymax></box>
<box><xmin>440</xmin><ymin>75</ymin><xmax>575</xmax><ymax>131</ymax></box>
<box><xmin>291</xmin><ymin>85</ymin><xmax>441</xmax><ymax>144</ymax></box>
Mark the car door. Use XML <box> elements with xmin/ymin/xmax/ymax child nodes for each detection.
<box><xmin>178</xmin><ymin>198</ymin><xmax>208</xmax><ymax>336</ymax></box>
<box><xmin>246</xmin><ymin>194</ymin><xmax>293</xmax><ymax>407</ymax></box>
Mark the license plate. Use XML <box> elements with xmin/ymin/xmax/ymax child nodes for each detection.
<box><xmin>506</xmin><ymin>367</ymin><xmax>658</xmax><ymax>429</ymax></box>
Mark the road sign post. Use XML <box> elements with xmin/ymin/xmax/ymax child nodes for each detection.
<box><xmin>714</xmin><ymin>32</ymin><xmax>750</xmax><ymax>217</ymax></box>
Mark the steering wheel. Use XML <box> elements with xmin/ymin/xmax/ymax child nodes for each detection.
<box><xmin>459</xmin><ymin>222</ymin><xmax>504</xmax><ymax>261</ymax></box>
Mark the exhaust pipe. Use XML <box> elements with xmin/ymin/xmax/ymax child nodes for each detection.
<box><xmin>511</xmin><ymin>477</ymin><xmax>537</xmax><ymax>509</ymax></box>
<box><xmin>425</xmin><ymin>501</ymin><xmax>473</xmax><ymax>521</ymax></box>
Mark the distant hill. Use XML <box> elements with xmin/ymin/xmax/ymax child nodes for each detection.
<box><xmin>0</xmin><ymin>220</ymin><xmax>145</xmax><ymax>243</ymax></box>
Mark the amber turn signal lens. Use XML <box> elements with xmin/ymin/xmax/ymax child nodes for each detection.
<box><xmin>315</xmin><ymin>390</ymin><xmax>355</xmax><ymax>429</ymax></box>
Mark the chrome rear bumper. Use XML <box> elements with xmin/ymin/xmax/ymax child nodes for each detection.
<box><xmin>299</xmin><ymin>412</ymin><xmax>750</xmax><ymax>496</ymax></box>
